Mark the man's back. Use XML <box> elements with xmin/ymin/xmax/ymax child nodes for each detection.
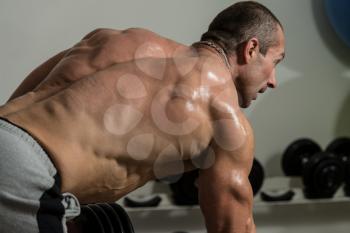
<box><xmin>35</xmin><ymin>28</ymin><xmax>188</xmax><ymax>91</ymax></box>
<box><xmin>0</xmin><ymin>28</ymin><xmax>248</xmax><ymax>204</ymax></box>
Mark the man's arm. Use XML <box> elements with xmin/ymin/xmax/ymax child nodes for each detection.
<box><xmin>198</xmin><ymin>123</ymin><xmax>255</xmax><ymax>233</ymax></box>
<box><xmin>198</xmin><ymin>88</ymin><xmax>256</xmax><ymax>233</ymax></box>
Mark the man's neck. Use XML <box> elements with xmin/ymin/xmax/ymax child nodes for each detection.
<box><xmin>191</xmin><ymin>41</ymin><xmax>238</xmax><ymax>79</ymax></box>
<box><xmin>193</xmin><ymin>41</ymin><xmax>230</xmax><ymax>66</ymax></box>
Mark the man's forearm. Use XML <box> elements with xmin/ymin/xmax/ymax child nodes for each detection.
<box><xmin>198</xmin><ymin>166</ymin><xmax>255</xmax><ymax>233</ymax></box>
<box><xmin>200</xmin><ymin>195</ymin><xmax>254</xmax><ymax>233</ymax></box>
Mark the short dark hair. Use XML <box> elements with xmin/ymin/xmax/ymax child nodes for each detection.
<box><xmin>201</xmin><ymin>1</ymin><xmax>282</xmax><ymax>55</ymax></box>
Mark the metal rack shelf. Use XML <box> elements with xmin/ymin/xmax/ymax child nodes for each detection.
<box><xmin>122</xmin><ymin>188</ymin><xmax>350</xmax><ymax>213</ymax></box>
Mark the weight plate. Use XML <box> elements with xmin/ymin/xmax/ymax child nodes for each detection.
<box><xmin>109</xmin><ymin>203</ymin><xmax>135</xmax><ymax>233</ymax></box>
<box><xmin>314</xmin><ymin>159</ymin><xmax>344</xmax><ymax>195</ymax></box>
<box><xmin>169</xmin><ymin>170</ymin><xmax>199</xmax><ymax>205</ymax></box>
<box><xmin>326</xmin><ymin>137</ymin><xmax>350</xmax><ymax>186</ymax></box>
<box><xmin>89</xmin><ymin>204</ymin><xmax>114</xmax><ymax>233</ymax></box>
<box><xmin>99</xmin><ymin>203</ymin><xmax>125</xmax><ymax>233</ymax></box>
<box><xmin>302</xmin><ymin>152</ymin><xmax>344</xmax><ymax>198</ymax></box>
<box><xmin>282</xmin><ymin>138</ymin><xmax>322</xmax><ymax>176</ymax></box>
<box><xmin>326</xmin><ymin>137</ymin><xmax>350</xmax><ymax>161</ymax></box>
<box><xmin>249</xmin><ymin>159</ymin><xmax>265</xmax><ymax>196</ymax></box>
<box><xmin>80</xmin><ymin>205</ymin><xmax>105</xmax><ymax>233</ymax></box>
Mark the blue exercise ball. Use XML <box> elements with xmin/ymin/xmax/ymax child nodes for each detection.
<box><xmin>324</xmin><ymin>0</ymin><xmax>350</xmax><ymax>48</ymax></box>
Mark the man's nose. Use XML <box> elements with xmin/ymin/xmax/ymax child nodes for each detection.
<box><xmin>267</xmin><ymin>69</ymin><xmax>277</xmax><ymax>88</ymax></box>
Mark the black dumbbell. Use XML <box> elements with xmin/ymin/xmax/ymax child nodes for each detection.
<box><xmin>88</xmin><ymin>204</ymin><xmax>114</xmax><ymax>233</ymax></box>
<box><xmin>282</xmin><ymin>138</ymin><xmax>345</xmax><ymax>199</ymax></box>
<box><xmin>98</xmin><ymin>203</ymin><xmax>125</xmax><ymax>233</ymax></box>
<box><xmin>73</xmin><ymin>205</ymin><xmax>105</xmax><ymax>233</ymax></box>
<box><xmin>72</xmin><ymin>203</ymin><xmax>134</xmax><ymax>233</ymax></box>
<box><xmin>109</xmin><ymin>203</ymin><xmax>135</xmax><ymax>233</ymax></box>
<box><xmin>326</xmin><ymin>137</ymin><xmax>350</xmax><ymax>196</ymax></box>
<box><xmin>249</xmin><ymin>158</ymin><xmax>265</xmax><ymax>196</ymax></box>
<box><xmin>169</xmin><ymin>169</ymin><xmax>199</xmax><ymax>205</ymax></box>
<box><xmin>169</xmin><ymin>158</ymin><xmax>265</xmax><ymax>205</ymax></box>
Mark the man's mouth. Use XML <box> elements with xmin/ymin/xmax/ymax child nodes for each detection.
<box><xmin>259</xmin><ymin>87</ymin><xmax>267</xmax><ymax>94</ymax></box>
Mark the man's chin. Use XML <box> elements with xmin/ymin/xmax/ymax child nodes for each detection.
<box><xmin>239</xmin><ymin>101</ymin><xmax>251</xmax><ymax>109</ymax></box>
<box><xmin>237</xmin><ymin>94</ymin><xmax>252</xmax><ymax>108</ymax></box>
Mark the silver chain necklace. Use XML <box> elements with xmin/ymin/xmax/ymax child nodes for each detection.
<box><xmin>193</xmin><ymin>41</ymin><xmax>230</xmax><ymax>69</ymax></box>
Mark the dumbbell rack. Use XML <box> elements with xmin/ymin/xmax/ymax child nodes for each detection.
<box><xmin>121</xmin><ymin>177</ymin><xmax>350</xmax><ymax>213</ymax></box>
<box><xmin>122</xmin><ymin>190</ymin><xmax>350</xmax><ymax>213</ymax></box>
<box><xmin>120</xmin><ymin>177</ymin><xmax>350</xmax><ymax>233</ymax></box>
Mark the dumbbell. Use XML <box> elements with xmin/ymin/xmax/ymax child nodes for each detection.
<box><xmin>169</xmin><ymin>158</ymin><xmax>265</xmax><ymax>205</ymax></box>
<box><xmin>249</xmin><ymin>159</ymin><xmax>265</xmax><ymax>195</ymax></box>
<box><xmin>326</xmin><ymin>137</ymin><xmax>350</xmax><ymax>196</ymax></box>
<box><xmin>282</xmin><ymin>138</ymin><xmax>345</xmax><ymax>199</ymax></box>
<box><xmin>71</xmin><ymin>203</ymin><xmax>134</xmax><ymax>233</ymax></box>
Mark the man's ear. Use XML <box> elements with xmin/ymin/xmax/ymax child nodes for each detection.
<box><xmin>242</xmin><ymin>38</ymin><xmax>260</xmax><ymax>64</ymax></box>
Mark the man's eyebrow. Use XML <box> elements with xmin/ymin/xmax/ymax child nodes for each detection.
<box><xmin>275</xmin><ymin>52</ymin><xmax>285</xmax><ymax>65</ymax></box>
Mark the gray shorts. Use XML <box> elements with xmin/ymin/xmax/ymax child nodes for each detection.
<box><xmin>0</xmin><ymin>117</ymin><xmax>80</xmax><ymax>233</ymax></box>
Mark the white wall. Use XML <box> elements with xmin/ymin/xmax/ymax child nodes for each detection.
<box><xmin>0</xmin><ymin>0</ymin><xmax>227</xmax><ymax>103</ymax></box>
<box><xmin>1</xmin><ymin>0</ymin><xmax>350</xmax><ymax>232</ymax></box>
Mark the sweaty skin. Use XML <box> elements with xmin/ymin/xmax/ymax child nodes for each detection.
<box><xmin>0</xmin><ymin>28</ymin><xmax>257</xmax><ymax>233</ymax></box>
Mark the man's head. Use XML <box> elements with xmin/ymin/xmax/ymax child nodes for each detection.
<box><xmin>201</xmin><ymin>1</ymin><xmax>285</xmax><ymax>108</ymax></box>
